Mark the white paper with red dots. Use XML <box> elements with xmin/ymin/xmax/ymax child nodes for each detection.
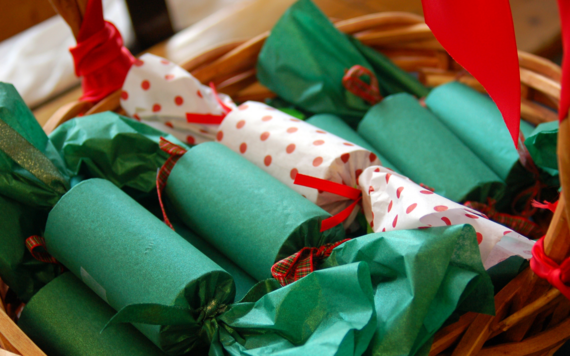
<box><xmin>120</xmin><ymin>53</ymin><xmax>236</xmax><ymax>145</ymax></box>
<box><xmin>359</xmin><ymin>166</ymin><xmax>534</xmax><ymax>269</ymax></box>
<box><xmin>217</xmin><ymin>101</ymin><xmax>381</xmax><ymax>225</ymax></box>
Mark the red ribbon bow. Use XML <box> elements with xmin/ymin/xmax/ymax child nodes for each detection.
<box><xmin>271</xmin><ymin>239</ymin><xmax>351</xmax><ymax>286</ymax></box>
<box><xmin>342</xmin><ymin>65</ymin><xmax>383</xmax><ymax>105</ymax></box>
<box><xmin>293</xmin><ymin>173</ymin><xmax>362</xmax><ymax>232</ymax></box>
<box><xmin>157</xmin><ymin>138</ymin><xmax>188</xmax><ymax>229</ymax></box>
<box><xmin>531</xmin><ymin>237</ymin><xmax>570</xmax><ymax>300</ymax></box>
<box><xmin>69</xmin><ymin>0</ymin><xmax>135</xmax><ymax>102</ymax></box>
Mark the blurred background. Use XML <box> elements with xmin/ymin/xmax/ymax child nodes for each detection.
<box><xmin>0</xmin><ymin>0</ymin><xmax>561</xmax><ymax>123</ymax></box>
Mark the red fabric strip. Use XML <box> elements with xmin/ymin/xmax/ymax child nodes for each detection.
<box><xmin>342</xmin><ymin>65</ymin><xmax>383</xmax><ymax>105</ymax></box>
<box><xmin>69</xmin><ymin>0</ymin><xmax>135</xmax><ymax>102</ymax></box>
<box><xmin>25</xmin><ymin>236</ymin><xmax>58</xmax><ymax>264</ymax></box>
<box><xmin>156</xmin><ymin>138</ymin><xmax>188</xmax><ymax>229</ymax></box>
<box><xmin>320</xmin><ymin>197</ymin><xmax>362</xmax><ymax>232</ymax></box>
<box><xmin>531</xmin><ymin>237</ymin><xmax>570</xmax><ymax>298</ymax></box>
<box><xmin>422</xmin><ymin>0</ymin><xmax>521</xmax><ymax>147</ymax></box>
<box><xmin>558</xmin><ymin>0</ymin><xmax>570</xmax><ymax>121</ymax></box>
<box><xmin>185</xmin><ymin>113</ymin><xmax>226</xmax><ymax>125</ymax></box>
<box><xmin>294</xmin><ymin>174</ymin><xmax>361</xmax><ymax>200</ymax></box>
<box><xmin>209</xmin><ymin>82</ymin><xmax>233</xmax><ymax>114</ymax></box>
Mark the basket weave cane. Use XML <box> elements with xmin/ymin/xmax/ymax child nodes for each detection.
<box><xmin>2</xmin><ymin>8</ymin><xmax>570</xmax><ymax>356</ymax></box>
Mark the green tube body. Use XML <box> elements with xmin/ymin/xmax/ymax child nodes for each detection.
<box><xmin>357</xmin><ymin>93</ymin><xmax>504</xmax><ymax>202</ymax></box>
<box><xmin>44</xmin><ymin>179</ymin><xmax>235</xmax><ymax>354</ymax></box>
<box><xmin>166</xmin><ymin>142</ymin><xmax>345</xmax><ymax>281</ymax></box>
<box><xmin>19</xmin><ymin>273</ymin><xmax>166</xmax><ymax>356</ymax></box>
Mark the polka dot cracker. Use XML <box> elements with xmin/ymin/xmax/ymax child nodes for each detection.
<box><xmin>358</xmin><ymin>166</ymin><xmax>535</xmax><ymax>270</ymax></box>
<box><xmin>217</xmin><ymin>101</ymin><xmax>381</xmax><ymax>225</ymax></box>
<box><xmin>120</xmin><ymin>53</ymin><xmax>236</xmax><ymax>143</ymax></box>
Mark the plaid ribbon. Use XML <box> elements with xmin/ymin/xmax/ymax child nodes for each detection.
<box><xmin>293</xmin><ymin>173</ymin><xmax>362</xmax><ymax>232</ymax></box>
<box><xmin>464</xmin><ymin>198</ymin><xmax>544</xmax><ymax>239</ymax></box>
<box><xmin>342</xmin><ymin>65</ymin><xmax>383</xmax><ymax>105</ymax></box>
<box><xmin>185</xmin><ymin>82</ymin><xmax>233</xmax><ymax>125</ymax></box>
<box><xmin>531</xmin><ymin>236</ymin><xmax>570</xmax><ymax>300</ymax></box>
<box><xmin>157</xmin><ymin>137</ymin><xmax>188</xmax><ymax>229</ymax></box>
<box><xmin>271</xmin><ymin>239</ymin><xmax>351</xmax><ymax>286</ymax></box>
<box><xmin>25</xmin><ymin>235</ymin><xmax>58</xmax><ymax>264</ymax></box>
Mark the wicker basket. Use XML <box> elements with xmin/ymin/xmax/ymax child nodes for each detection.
<box><xmin>3</xmin><ymin>9</ymin><xmax>570</xmax><ymax>356</ymax></box>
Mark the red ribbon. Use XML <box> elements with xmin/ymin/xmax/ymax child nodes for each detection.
<box><xmin>25</xmin><ymin>236</ymin><xmax>58</xmax><ymax>264</ymax></box>
<box><xmin>185</xmin><ymin>83</ymin><xmax>233</xmax><ymax>125</ymax></box>
<box><xmin>69</xmin><ymin>0</ymin><xmax>135</xmax><ymax>103</ymax></box>
<box><xmin>293</xmin><ymin>173</ymin><xmax>362</xmax><ymax>232</ymax></box>
<box><xmin>558</xmin><ymin>0</ymin><xmax>570</xmax><ymax>121</ymax></box>
<box><xmin>271</xmin><ymin>239</ymin><xmax>351</xmax><ymax>286</ymax></box>
<box><xmin>531</xmin><ymin>237</ymin><xmax>570</xmax><ymax>300</ymax></box>
<box><xmin>157</xmin><ymin>138</ymin><xmax>188</xmax><ymax>229</ymax></box>
<box><xmin>421</xmin><ymin>0</ymin><xmax>521</xmax><ymax>147</ymax></box>
<box><xmin>342</xmin><ymin>65</ymin><xmax>383</xmax><ymax>105</ymax></box>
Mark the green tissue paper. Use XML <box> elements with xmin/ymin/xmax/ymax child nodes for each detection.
<box><xmin>525</xmin><ymin>120</ymin><xmax>559</xmax><ymax>176</ymax></box>
<box><xmin>18</xmin><ymin>273</ymin><xmax>166</xmax><ymax>356</ymax></box>
<box><xmin>49</xmin><ymin>112</ymin><xmax>187</xmax><ymax>195</ymax></box>
<box><xmin>257</xmin><ymin>0</ymin><xmax>428</xmax><ymax>128</ymax></box>
<box><xmin>322</xmin><ymin>225</ymin><xmax>495</xmax><ymax>356</ymax></box>
<box><xmin>306</xmin><ymin>113</ymin><xmax>400</xmax><ymax>173</ymax></box>
<box><xmin>44</xmin><ymin>179</ymin><xmax>235</xmax><ymax>355</ymax></box>
<box><xmin>166</xmin><ymin>142</ymin><xmax>346</xmax><ymax>281</ymax></box>
<box><xmin>0</xmin><ymin>194</ymin><xmax>56</xmax><ymax>302</ymax></box>
<box><xmin>357</xmin><ymin>93</ymin><xmax>504</xmax><ymax>202</ymax></box>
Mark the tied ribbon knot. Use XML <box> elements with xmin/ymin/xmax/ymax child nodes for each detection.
<box><xmin>271</xmin><ymin>239</ymin><xmax>351</xmax><ymax>286</ymax></box>
<box><xmin>185</xmin><ymin>83</ymin><xmax>233</xmax><ymax>125</ymax></box>
<box><xmin>69</xmin><ymin>0</ymin><xmax>135</xmax><ymax>102</ymax></box>
<box><xmin>342</xmin><ymin>65</ymin><xmax>383</xmax><ymax>105</ymax></box>
<box><xmin>464</xmin><ymin>198</ymin><xmax>544</xmax><ymax>239</ymax></box>
<box><xmin>293</xmin><ymin>173</ymin><xmax>362</xmax><ymax>232</ymax></box>
<box><xmin>157</xmin><ymin>138</ymin><xmax>188</xmax><ymax>229</ymax></box>
<box><xmin>531</xmin><ymin>237</ymin><xmax>570</xmax><ymax>300</ymax></box>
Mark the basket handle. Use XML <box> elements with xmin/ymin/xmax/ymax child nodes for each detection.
<box><xmin>48</xmin><ymin>0</ymin><xmax>88</xmax><ymax>39</ymax></box>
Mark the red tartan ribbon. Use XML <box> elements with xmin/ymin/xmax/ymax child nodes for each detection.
<box><xmin>342</xmin><ymin>65</ymin><xmax>383</xmax><ymax>105</ymax></box>
<box><xmin>464</xmin><ymin>198</ymin><xmax>544</xmax><ymax>239</ymax></box>
<box><xmin>185</xmin><ymin>83</ymin><xmax>233</xmax><ymax>125</ymax></box>
<box><xmin>531</xmin><ymin>237</ymin><xmax>570</xmax><ymax>300</ymax></box>
<box><xmin>25</xmin><ymin>236</ymin><xmax>58</xmax><ymax>264</ymax></box>
<box><xmin>293</xmin><ymin>173</ymin><xmax>362</xmax><ymax>232</ymax></box>
<box><xmin>70</xmin><ymin>0</ymin><xmax>135</xmax><ymax>102</ymax></box>
<box><xmin>271</xmin><ymin>239</ymin><xmax>351</xmax><ymax>286</ymax></box>
<box><xmin>157</xmin><ymin>138</ymin><xmax>188</xmax><ymax>229</ymax></box>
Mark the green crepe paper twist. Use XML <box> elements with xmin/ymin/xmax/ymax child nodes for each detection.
<box><xmin>0</xmin><ymin>194</ymin><xmax>57</xmax><ymax>302</ymax></box>
<box><xmin>44</xmin><ymin>179</ymin><xmax>235</xmax><ymax>355</ymax></box>
<box><xmin>165</xmin><ymin>142</ymin><xmax>346</xmax><ymax>281</ymax></box>
<box><xmin>49</xmin><ymin>111</ymin><xmax>188</xmax><ymax>196</ymax></box>
<box><xmin>0</xmin><ymin>82</ymin><xmax>70</xmax><ymax>208</ymax></box>
<box><xmin>357</xmin><ymin>93</ymin><xmax>504</xmax><ymax>203</ymax></box>
<box><xmin>18</xmin><ymin>273</ymin><xmax>167</xmax><ymax>356</ymax></box>
<box><xmin>425</xmin><ymin>82</ymin><xmax>541</xmax><ymax>211</ymax></box>
<box><xmin>306</xmin><ymin>113</ymin><xmax>401</xmax><ymax>173</ymax></box>
<box><xmin>321</xmin><ymin>225</ymin><xmax>495</xmax><ymax>356</ymax></box>
<box><xmin>257</xmin><ymin>0</ymin><xmax>428</xmax><ymax>128</ymax></box>
<box><xmin>525</xmin><ymin>121</ymin><xmax>559</xmax><ymax>177</ymax></box>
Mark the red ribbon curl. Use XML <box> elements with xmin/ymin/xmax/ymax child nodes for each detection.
<box><xmin>531</xmin><ymin>237</ymin><xmax>570</xmax><ymax>300</ymax></box>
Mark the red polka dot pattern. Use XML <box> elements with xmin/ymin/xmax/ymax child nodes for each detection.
<box><xmin>341</xmin><ymin>153</ymin><xmax>350</xmax><ymax>163</ymax></box>
<box><xmin>313</xmin><ymin>157</ymin><xmax>323</xmax><ymax>167</ymax></box>
<box><xmin>260</xmin><ymin>132</ymin><xmax>270</xmax><ymax>141</ymax></box>
<box><xmin>186</xmin><ymin>136</ymin><xmax>195</xmax><ymax>144</ymax></box>
<box><xmin>434</xmin><ymin>205</ymin><xmax>448</xmax><ymax>212</ymax></box>
<box><xmin>236</xmin><ymin>120</ymin><xmax>246</xmax><ymax>129</ymax></box>
<box><xmin>262</xmin><ymin>116</ymin><xmax>272</xmax><ymax>121</ymax></box>
<box><xmin>240</xmin><ymin>143</ymin><xmax>247</xmax><ymax>154</ymax></box>
<box><xmin>313</xmin><ymin>140</ymin><xmax>325</xmax><ymax>146</ymax></box>
<box><xmin>290</xmin><ymin>168</ymin><xmax>298</xmax><ymax>180</ymax></box>
<box><xmin>152</xmin><ymin>104</ymin><xmax>161</xmax><ymax>112</ymax></box>
<box><xmin>165</xmin><ymin>74</ymin><xmax>174</xmax><ymax>80</ymax></box>
<box><xmin>216</xmin><ymin>131</ymin><xmax>223</xmax><ymax>141</ymax></box>
<box><xmin>369</xmin><ymin>153</ymin><xmax>377</xmax><ymax>162</ymax></box>
<box><xmin>121</xmin><ymin>90</ymin><xmax>129</xmax><ymax>100</ymax></box>
<box><xmin>287</xmin><ymin>127</ymin><xmax>298</xmax><ymax>133</ymax></box>
<box><xmin>133</xmin><ymin>59</ymin><xmax>144</xmax><ymax>67</ymax></box>
<box><xmin>406</xmin><ymin>203</ymin><xmax>417</xmax><ymax>214</ymax></box>
<box><xmin>175</xmin><ymin>96</ymin><xmax>183</xmax><ymax>106</ymax></box>
<box><xmin>196</xmin><ymin>90</ymin><xmax>203</xmax><ymax>98</ymax></box>
<box><xmin>286</xmin><ymin>144</ymin><xmax>295</xmax><ymax>154</ymax></box>
<box><xmin>264</xmin><ymin>155</ymin><xmax>272</xmax><ymax>166</ymax></box>
<box><xmin>141</xmin><ymin>80</ymin><xmax>150</xmax><ymax>90</ymax></box>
